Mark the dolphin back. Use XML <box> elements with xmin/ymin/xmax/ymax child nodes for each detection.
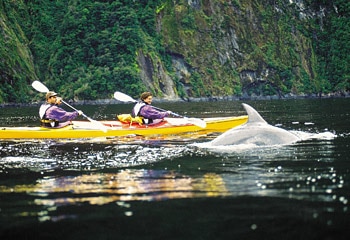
<box><xmin>208</xmin><ymin>103</ymin><xmax>300</xmax><ymax>146</ymax></box>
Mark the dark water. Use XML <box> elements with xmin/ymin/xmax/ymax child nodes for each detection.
<box><xmin>0</xmin><ymin>98</ymin><xmax>349</xmax><ymax>239</ymax></box>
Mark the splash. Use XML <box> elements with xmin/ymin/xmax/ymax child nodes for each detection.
<box><xmin>291</xmin><ymin>130</ymin><xmax>337</xmax><ymax>141</ymax></box>
<box><xmin>0</xmin><ymin>142</ymin><xmax>191</xmax><ymax>171</ymax></box>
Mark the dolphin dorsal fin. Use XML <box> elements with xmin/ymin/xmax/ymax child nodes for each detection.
<box><xmin>242</xmin><ymin>103</ymin><xmax>267</xmax><ymax>124</ymax></box>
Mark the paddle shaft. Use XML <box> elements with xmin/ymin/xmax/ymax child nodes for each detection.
<box><xmin>151</xmin><ymin>105</ymin><xmax>181</xmax><ymax>117</ymax></box>
<box><xmin>131</xmin><ymin>100</ymin><xmax>182</xmax><ymax>117</ymax></box>
<box><xmin>61</xmin><ymin>100</ymin><xmax>89</xmax><ymax>119</ymax></box>
<box><xmin>60</xmin><ymin>100</ymin><xmax>107</xmax><ymax>131</ymax></box>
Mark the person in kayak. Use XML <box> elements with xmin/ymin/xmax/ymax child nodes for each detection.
<box><xmin>39</xmin><ymin>91</ymin><xmax>83</xmax><ymax>128</ymax></box>
<box><xmin>132</xmin><ymin>92</ymin><xmax>171</xmax><ymax>125</ymax></box>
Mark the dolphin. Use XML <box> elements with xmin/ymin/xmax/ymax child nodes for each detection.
<box><xmin>208</xmin><ymin>103</ymin><xmax>300</xmax><ymax>146</ymax></box>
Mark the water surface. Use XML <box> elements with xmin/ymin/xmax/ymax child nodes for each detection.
<box><xmin>0</xmin><ymin>98</ymin><xmax>349</xmax><ymax>239</ymax></box>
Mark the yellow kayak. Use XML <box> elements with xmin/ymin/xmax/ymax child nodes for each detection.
<box><xmin>0</xmin><ymin>116</ymin><xmax>248</xmax><ymax>140</ymax></box>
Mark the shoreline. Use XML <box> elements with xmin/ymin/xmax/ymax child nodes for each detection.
<box><xmin>1</xmin><ymin>92</ymin><xmax>349</xmax><ymax>108</ymax></box>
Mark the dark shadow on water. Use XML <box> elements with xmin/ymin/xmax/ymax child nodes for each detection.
<box><xmin>1</xmin><ymin>196</ymin><xmax>349</xmax><ymax>240</ymax></box>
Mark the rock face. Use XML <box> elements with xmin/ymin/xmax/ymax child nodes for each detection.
<box><xmin>152</xmin><ymin>0</ymin><xmax>326</xmax><ymax>99</ymax></box>
<box><xmin>137</xmin><ymin>50</ymin><xmax>177</xmax><ymax>100</ymax></box>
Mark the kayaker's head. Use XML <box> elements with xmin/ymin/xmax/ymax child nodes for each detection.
<box><xmin>46</xmin><ymin>91</ymin><xmax>58</xmax><ymax>104</ymax></box>
<box><xmin>140</xmin><ymin>92</ymin><xmax>153</xmax><ymax>105</ymax></box>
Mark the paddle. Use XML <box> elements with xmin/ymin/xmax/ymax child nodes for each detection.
<box><xmin>113</xmin><ymin>91</ymin><xmax>207</xmax><ymax>128</ymax></box>
<box><xmin>32</xmin><ymin>80</ymin><xmax>107</xmax><ymax>132</ymax></box>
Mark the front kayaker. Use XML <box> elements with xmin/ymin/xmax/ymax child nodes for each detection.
<box><xmin>39</xmin><ymin>91</ymin><xmax>83</xmax><ymax>128</ymax></box>
<box><xmin>132</xmin><ymin>92</ymin><xmax>171</xmax><ymax>125</ymax></box>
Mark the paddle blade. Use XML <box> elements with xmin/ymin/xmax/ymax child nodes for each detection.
<box><xmin>91</xmin><ymin>120</ymin><xmax>108</xmax><ymax>133</ymax></box>
<box><xmin>166</xmin><ymin>117</ymin><xmax>207</xmax><ymax>128</ymax></box>
<box><xmin>114</xmin><ymin>92</ymin><xmax>137</xmax><ymax>103</ymax></box>
<box><xmin>187</xmin><ymin>118</ymin><xmax>207</xmax><ymax>128</ymax></box>
<box><xmin>32</xmin><ymin>80</ymin><xmax>49</xmax><ymax>93</ymax></box>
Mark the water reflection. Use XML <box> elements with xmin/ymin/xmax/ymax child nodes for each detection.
<box><xmin>0</xmin><ymin>169</ymin><xmax>229</xmax><ymax>221</ymax></box>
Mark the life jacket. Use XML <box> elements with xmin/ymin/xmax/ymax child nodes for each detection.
<box><xmin>39</xmin><ymin>103</ymin><xmax>59</xmax><ymax>128</ymax></box>
<box><xmin>117</xmin><ymin>114</ymin><xmax>144</xmax><ymax>125</ymax></box>
<box><xmin>132</xmin><ymin>102</ymin><xmax>153</xmax><ymax>124</ymax></box>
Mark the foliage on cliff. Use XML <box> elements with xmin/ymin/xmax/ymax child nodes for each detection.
<box><xmin>0</xmin><ymin>0</ymin><xmax>349</xmax><ymax>103</ymax></box>
<box><xmin>0</xmin><ymin>0</ymin><xmax>36</xmax><ymax>102</ymax></box>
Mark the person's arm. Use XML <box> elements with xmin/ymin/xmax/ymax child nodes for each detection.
<box><xmin>46</xmin><ymin>106</ymin><xmax>79</xmax><ymax>122</ymax></box>
<box><xmin>140</xmin><ymin>105</ymin><xmax>169</xmax><ymax>119</ymax></box>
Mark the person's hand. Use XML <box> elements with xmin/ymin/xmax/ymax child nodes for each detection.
<box><xmin>55</xmin><ymin>97</ymin><xmax>63</xmax><ymax>105</ymax></box>
<box><xmin>77</xmin><ymin>110</ymin><xmax>83</xmax><ymax>116</ymax></box>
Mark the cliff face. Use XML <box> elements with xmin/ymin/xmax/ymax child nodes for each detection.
<box><xmin>0</xmin><ymin>0</ymin><xmax>348</xmax><ymax>103</ymax></box>
<box><xmin>0</xmin><ymin>0</ymin><xmax>37</xmax><ymax>102</ymax></box>
<box><xmin>156</xmin><ymin>0</ymin><xmax>319</xmax><ymax>98</ymax></box>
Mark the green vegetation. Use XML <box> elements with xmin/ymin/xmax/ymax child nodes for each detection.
<box><xmin>0</xmin><ymin>0</ymin><xmax>349</xmax><ymax>103</ymax></box>
<box><xmin>28</xmin><ymin>0</ymin><xmax>161</xmax><ymax>101</ymax></box>
<box><xmin>306</xmin><ymin>0</ymin><xmax>350</xmax><ymax>93</ymax></box>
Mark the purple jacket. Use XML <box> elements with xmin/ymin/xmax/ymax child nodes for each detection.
<box><xmin>132</xmin><ymin>102</ymin><xmax>169</xmax><ymax>124</ymax></box>
<box><xmin>139</xmin><ymin>105</ymin><xmax>169</xmax><ymax>120</ymax></box>
<box><xmin>45</xmin><ymin>105</ymin><xmax>79</xmax><ymax>122</ymax></box>
<box><xmin>39</xmin><ymin>103</ymin><xmax>79</xmax><ymax>127</ymax></box>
